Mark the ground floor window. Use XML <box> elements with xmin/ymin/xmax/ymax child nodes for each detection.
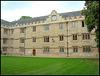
<box><xmin>11</xmin><ymin>48</ymin><xmax>13</xmax><ymax>52</ymax></box>
<box><xmin>60</xmin><ymin>47</ymin><xmax>64</xmax><ymax>53</ymax></box>
<box><xmin>73</xmin><ymin>47</ymin><xmax>78</xmax><ymax>53</ymax></box>
<box><xmin>3</xmin><ymin>47</ymin><xmax>7</xmax><ymax>52</ymax></box>
<box><xmin>43</xmin><ymin>47</ymin><xmax>49</xmax><ymax>53</ymax></box>
<box><xmin>20</xmin><ymin>47</ymin><xmax>24</xmax><ymax>52</ymax></box>
<box><xmin>83</xmin><ymin>46</ymin><xmax>91</xmax><ymax>52</ymax></box>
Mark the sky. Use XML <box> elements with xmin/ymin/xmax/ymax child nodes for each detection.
<box><xmin>1</xmin><ymin>1</ymin><xmax>85</xmax><ymax>22</ymax></box>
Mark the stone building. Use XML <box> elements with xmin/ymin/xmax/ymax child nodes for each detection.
<box><xmin>1</xmin><ymin>10</ymin><xmax>99</xmax><ymax>58</ymax></box>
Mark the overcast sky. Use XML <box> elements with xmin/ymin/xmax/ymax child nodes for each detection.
<box><xmin>1</xmin><ymin>1</ymin><xmax>85</xmax><ymax>22</ymax></box>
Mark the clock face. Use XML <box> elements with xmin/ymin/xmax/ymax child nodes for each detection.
<box><xmin>52</xmin><ymin>16</ymin><xmax>56</xmax><ymax>20</ymax></box>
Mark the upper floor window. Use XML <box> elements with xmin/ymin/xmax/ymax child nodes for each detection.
<box><xmin>82</xmin><ymin>21</ymin><xmax>87</xmax><ymax>27</ymax></box>
<box><xmin>83</xmin><ymin>34</ymin><xmax>90</xmax><ymax>40</ymax></box>
<box><xmin>73</xmin><ymin>35</ymin><xmax>77</xmax><ymax>40</ymax></box>
<box><xmin>20</xmin><ymin>39</ymin><xmax>24</xmax><ymax>43</ymax></box>
<box><xmin>59</xmin><ymin>35</ymin><xmax>64</xmax><ymax>41</ymax></box>
<box><xmin>44</xmin><ymin>37</ymin><xmax>49</xmax><ymax>42</ymax></box>
<box><xmin>33</xmin><ymin>26</ymin><xmax>36</xmax><ymax>32</ymax></box>
<box><xmin>3</xmin><ymin>38</ymin><xmax>7</xmax><ymax>44</ymax></box>
<box><xmin>73</xmin><ymin>47</ymin><xmax>78</xmax><ymax>53</ymax></box>
<box><xmin>11</xmin><ymin>29</ymin><xmax>14</xmax><ymax>34</ymax></box>
<box><xmin>83</xmin><ymin>46</ymin><xmax>91</xmax><ymax>52</ymax></box>
<box><xmin>72</xmin><ymin>22</ymin><xmax>76</xmax><ymax>28</ymax></box>
<box><xmin>20</xmin><ymin>28</ymin><xmax>24</xmax><ymax>33</ymax></box>
<box><xmin>43</xmin><ymin>47</ymin><xmax>49</xmax><ymax>53</ymax></box>
<box><xmin>33</xmin><ymin>37</ymin><xmax>36</xmax><ymax>42</ymax></box>
<box><xmin>59</xmin><ymin>24</ymin><xmax>63</xmax><ymax>29</ymax></box>
<box><xmin>4</xmin><ymin>29</ymin><xmax>8</xmax><ymax>34</ymax></box>
<box><xmin>44</xmin><ymin>25</ymin><xmax>49</xmax><ymax>31</ymax></box>
<box><xmin>60</xmin><ymin>47</ymin><xmax>64</xmax><ymax>53</ymax></box>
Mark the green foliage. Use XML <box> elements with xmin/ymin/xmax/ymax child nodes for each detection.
<box><xmin>19</xmin><ymin>16</ymin><xmax>32</xmax><ymax>20</ymax></box>
<box><xmin>1</xmin><ymin>56</ymin><xmax>99</xmax><ymax>75</ymax></box>
<box><xmin>82</xmin><ymin>1</ymin><xmax>99</xmax><ymax>48</ymax></box>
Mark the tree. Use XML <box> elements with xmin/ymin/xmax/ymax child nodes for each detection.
<box><xmin>19</xmin><ymin>16</ymin><xmax>32</xmax><ymax>20</ymax></box>
<box><xmin>82</xmin><ymin>1</ymin><xmax>99</xmax><ymax>48</ymax></box>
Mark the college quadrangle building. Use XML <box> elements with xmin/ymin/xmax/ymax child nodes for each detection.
<box><xmin>1</xmin><ymin>10</ymin><xmax>99</xmax><ymax>58</ymax></box>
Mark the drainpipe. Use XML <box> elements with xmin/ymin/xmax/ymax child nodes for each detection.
<box><xmin>24</xmin><ymin>27</ymin><xmax>26</xmax><ymax>56</ymax></box>
<box><xmin>66</xmin><ymin>22</ymin><xmax>69</xmax><ymax>57</ymax></box>
<box><xmin>9</xmin><ymin>29</ymin><xmax>10</xmax><ymax>55</ymax></box>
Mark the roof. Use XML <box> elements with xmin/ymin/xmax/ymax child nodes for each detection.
<box><xmin>1</xmin><ymin>10</ymin><xmax>82</xmax><ymax>26</ymax></box>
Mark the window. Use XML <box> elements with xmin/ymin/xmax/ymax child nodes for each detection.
<box><xmin>33</xmin><ymin>37</ymin><xmax>36</xmax><ymax>42</ymax></box>
<box><xmin>60</xmin><ymin>47</ymin><xmax>64</xmax><ymax>53</ymax></box>
<box><xmin>73</xmin><ymin>35</ymin><xmax>77</xmax><ymax>40</ymax></box>
<box><xmin>4</xmin><ymin>29</ymin><xmax>8</xmax><ymax>34</ymax></box>
<box><xmin>44</xmin><ymin>25</ymin><xmax>49</xmax><ymax>31</ymax></box>
<box><xmin>59</xmin><ymin>36</ymin><xmax>64</xmax><ymax>41</ymax></box>
<box><xmin>83</xmin><ymin>46</ymin><xmax>91</xmax><ymax>52</ymax></box>
<box><xmin>11</xmin><ymin>48</ymin><xmax>13</xmax><ymax>52</ymax></box>
<box><xmin>20</xmin><ymin>39</ymin><xmax>24</xmax><ymax>43</ymax></box>
<box><xmin>20</xmin><ymin>28</ymin><xmax>24</xmax><ymax>33</ymax></box>
<box><xmin>82</xmin><ymin>21</ymin><xmax>87</xmax><ymax>27</ymax></box>
<box><xmin>11</xmin><ymin>29</ymin><xmax>14</xmax><ymax>34</ymax></box>
<box><xmin>83</xmin><ymin>34</ymin><xmax>90</xmax><ymax>40</ymax></box>
<box><xmin>20</xmin><ymin>47</ymin><xmax>24</xmax><ymax>52</ymax></box>
<box><xmin>73</xmin><ymin>47</ymin><xmax>78</xmax><ymax>53</ymax></box>
<box><xmin>59</xmin><ymin>24</ymin><xmax>63</xmax><ymax>29</ymax></box>
<box><xmin>3</xmin><ymin>38</ymin><xmax>7</xmax><ymax>44</ymax></box>
<box><xmin>44</xmin><ymin>37</ymin><xmax>49</xmax><ymax>42</ymax></box>
<box><xmin>72</xmin><ymin>22</ymin><xmax>76</xmax><ymax>28</ymax></box>
<box><xmin>3</xmin><ymin>47</ymin><xmax>7</xmax><ymax>52</ymax></box>
<box><xmin>33</xmin><ymin>26</ymin><xmax>36</xmax><ymax>32</ymax></box>
<box><xmin>11</xmin><ymin>39</ymin><xmax>13</xmax><ymax>44</ymax></box>
<box><xmin>43</xmin><ymin>47</ymin><xmax>49</xmax><ymax>53</ymax></box>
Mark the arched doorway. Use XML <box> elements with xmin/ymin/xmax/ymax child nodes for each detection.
<box><xmin>33</xmin><ymin>49</ymin><xmax>36</xmax><ymax>56</ymax></box>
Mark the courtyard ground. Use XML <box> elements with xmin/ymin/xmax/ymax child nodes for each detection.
<box><xmin>1</xmin><ymin>56</ymin><xmax>99</xmax><ymax>75</ymax></box>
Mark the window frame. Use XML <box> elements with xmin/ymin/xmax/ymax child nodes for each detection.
<box><xmin>33</xmin><ymin>26</ymin><xmax>36</xmax><ymax>32</ymax></box>
<box><xmin>72</xmin><ymin>21</ymin><xmax>76</xmax><ymax>28</ymax></box>
<box><xmin>44</xmin><ymin>36</ymin><xmax>49</xmax><ymax>42</ymax></box>
<box><xmin>59</xmin><ymin>35</ymin><xmax>64</xmax><ymax>41</ymax></box>
<box><xmin>44</xmin><ymin>25</ymin><xmax>49</xmax><ymax>31</ymax></box>
<box><xmin>59</xmin><ymin>47</ymin><xmax>64</xmax><ymax>53</ymax></box>
<box><xmin>73</xmin><ymin>47</ymin><xmax>78</xmax><ymax>53</ymax></box>
<box><xmin>43</xmin><ymin>47</ymin><xmax>49</xmax><ymax>53</ymax></box>
<box><xmin>83</xmin><ymin>46</ymin><xmax>91</xmax><ymax>53</ymax></box>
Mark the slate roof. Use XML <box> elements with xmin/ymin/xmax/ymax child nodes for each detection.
<box><xmin>1</xmin><ymin>10</ymin><xmax>82</xmax><ymax>26</ymax></box>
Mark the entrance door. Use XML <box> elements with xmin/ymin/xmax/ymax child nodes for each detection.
<box><xmin>33</xmin><ymin>49</ymin><xmax>36</xmax><ymax>56</ymax></box>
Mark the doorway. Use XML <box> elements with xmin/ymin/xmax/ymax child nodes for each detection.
<box><xmin>33</xmin><ymin>49</ymin><xmax>36</xmax><ymax>56</ymax></box>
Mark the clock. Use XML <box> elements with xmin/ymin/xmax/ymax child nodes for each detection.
<box><xmin>52</xmin><ymin>16</ymin><xmax>56</xmax><ymax>20</ymax></box>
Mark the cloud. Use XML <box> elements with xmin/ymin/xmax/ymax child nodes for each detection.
<box><xmin>1</xmin><ymin>1</ymin><xmax>85</xmax><ymax>22</ymax></box>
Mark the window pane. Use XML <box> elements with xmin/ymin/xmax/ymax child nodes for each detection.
<box><xmin>86</xmin><ymin>47</ymin><xmax>88</xmax><ymax>52</ymax></box>
<box><xmin>83</xmin><ymin>47</ymin><xmax>85</xmax><ymax>52</ymax></box>
<box><xmin>60</xmin><ymin>24</ymin><xmax>61</xmax><ymax>29</ymax></box>
<box><xmin>44</xmin><ymin>26</ymin><xmax>45</xmax><ymax>31</ymax></box>
<box><xmin>62</xmin><ymin>24</ymin><xmax>63</xmax><ymax>29</ymax></box>
<box><xmin>89</xmin><ymin>47</ymin><xmax>91</xmax><ymax>52</ymax></box>
<box><xmin>76</xmin><ymin>35</ymin><xmax>77</xmax><ymax>40</ymax></box>
<box><xmin>73</xmin><ymin>35</ymin><xmax>74</xmax><ymax>40</ymax></box>
<box><xmin>62</xmin><ymin>47</ymin><xmax>64</xmax><ymax>52</ymax></box>
<box><xmin>48</xmin><ymin>48</ymin><xmax>49</xmax><ymax>52</ymax></box>
<box><xmin>75</xmin><ymin>22</ymin><xmax>76</xmax><ymax>28</ymax></box>
<box><xmin>48</xmin><ymin>25</ymin><xmax>49</xmax><ymax>30</ymax></box>
<box><xmin>83</xmin><ymin>35</ymin><xmax>84</xmax><ymax>40</ymax></box>
<box><xmin>73</xmin><ymin>22</ymin><xmax>74</xmax><ymax>28</ymax></box>
<box><xmin>62</xmin><ymin>36</ymin><xmax>63</xmax><ymax>41</ymax></box>
<box><xmin>88</xmin><ymin>34</ymin><xmax>90</xmax><ymax>39</ymax></box>
<box><xmin>86</xmin><ymin>35</ymin><xmax>87</xmax><ymax>39</ymax></box>
<box><xmin>82</xmin><ymin>21</ymin><xmax>84</xmax><ymax>27</ymax></box>
<box><xmin>73</xmin><ymin>48</ymin><xmax>75</xmax><ymax>52</ymax></box>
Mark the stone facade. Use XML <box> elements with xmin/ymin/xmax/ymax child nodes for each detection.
<box><xmin>1</xmin><ymin>10</ymin><xmax>99</xmax><ymax>58</ymax></box>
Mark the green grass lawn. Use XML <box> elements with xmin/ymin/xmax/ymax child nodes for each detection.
<box><xmin>1</xmin><ymin>56</ymin><xmax>99</xmax><ymax>75</ymax></box>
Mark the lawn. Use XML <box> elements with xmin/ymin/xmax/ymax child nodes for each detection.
<box><xmin>1</xmin><ymin>56</ymin><xmax>99</xmax><ymax>75</ymax></box>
